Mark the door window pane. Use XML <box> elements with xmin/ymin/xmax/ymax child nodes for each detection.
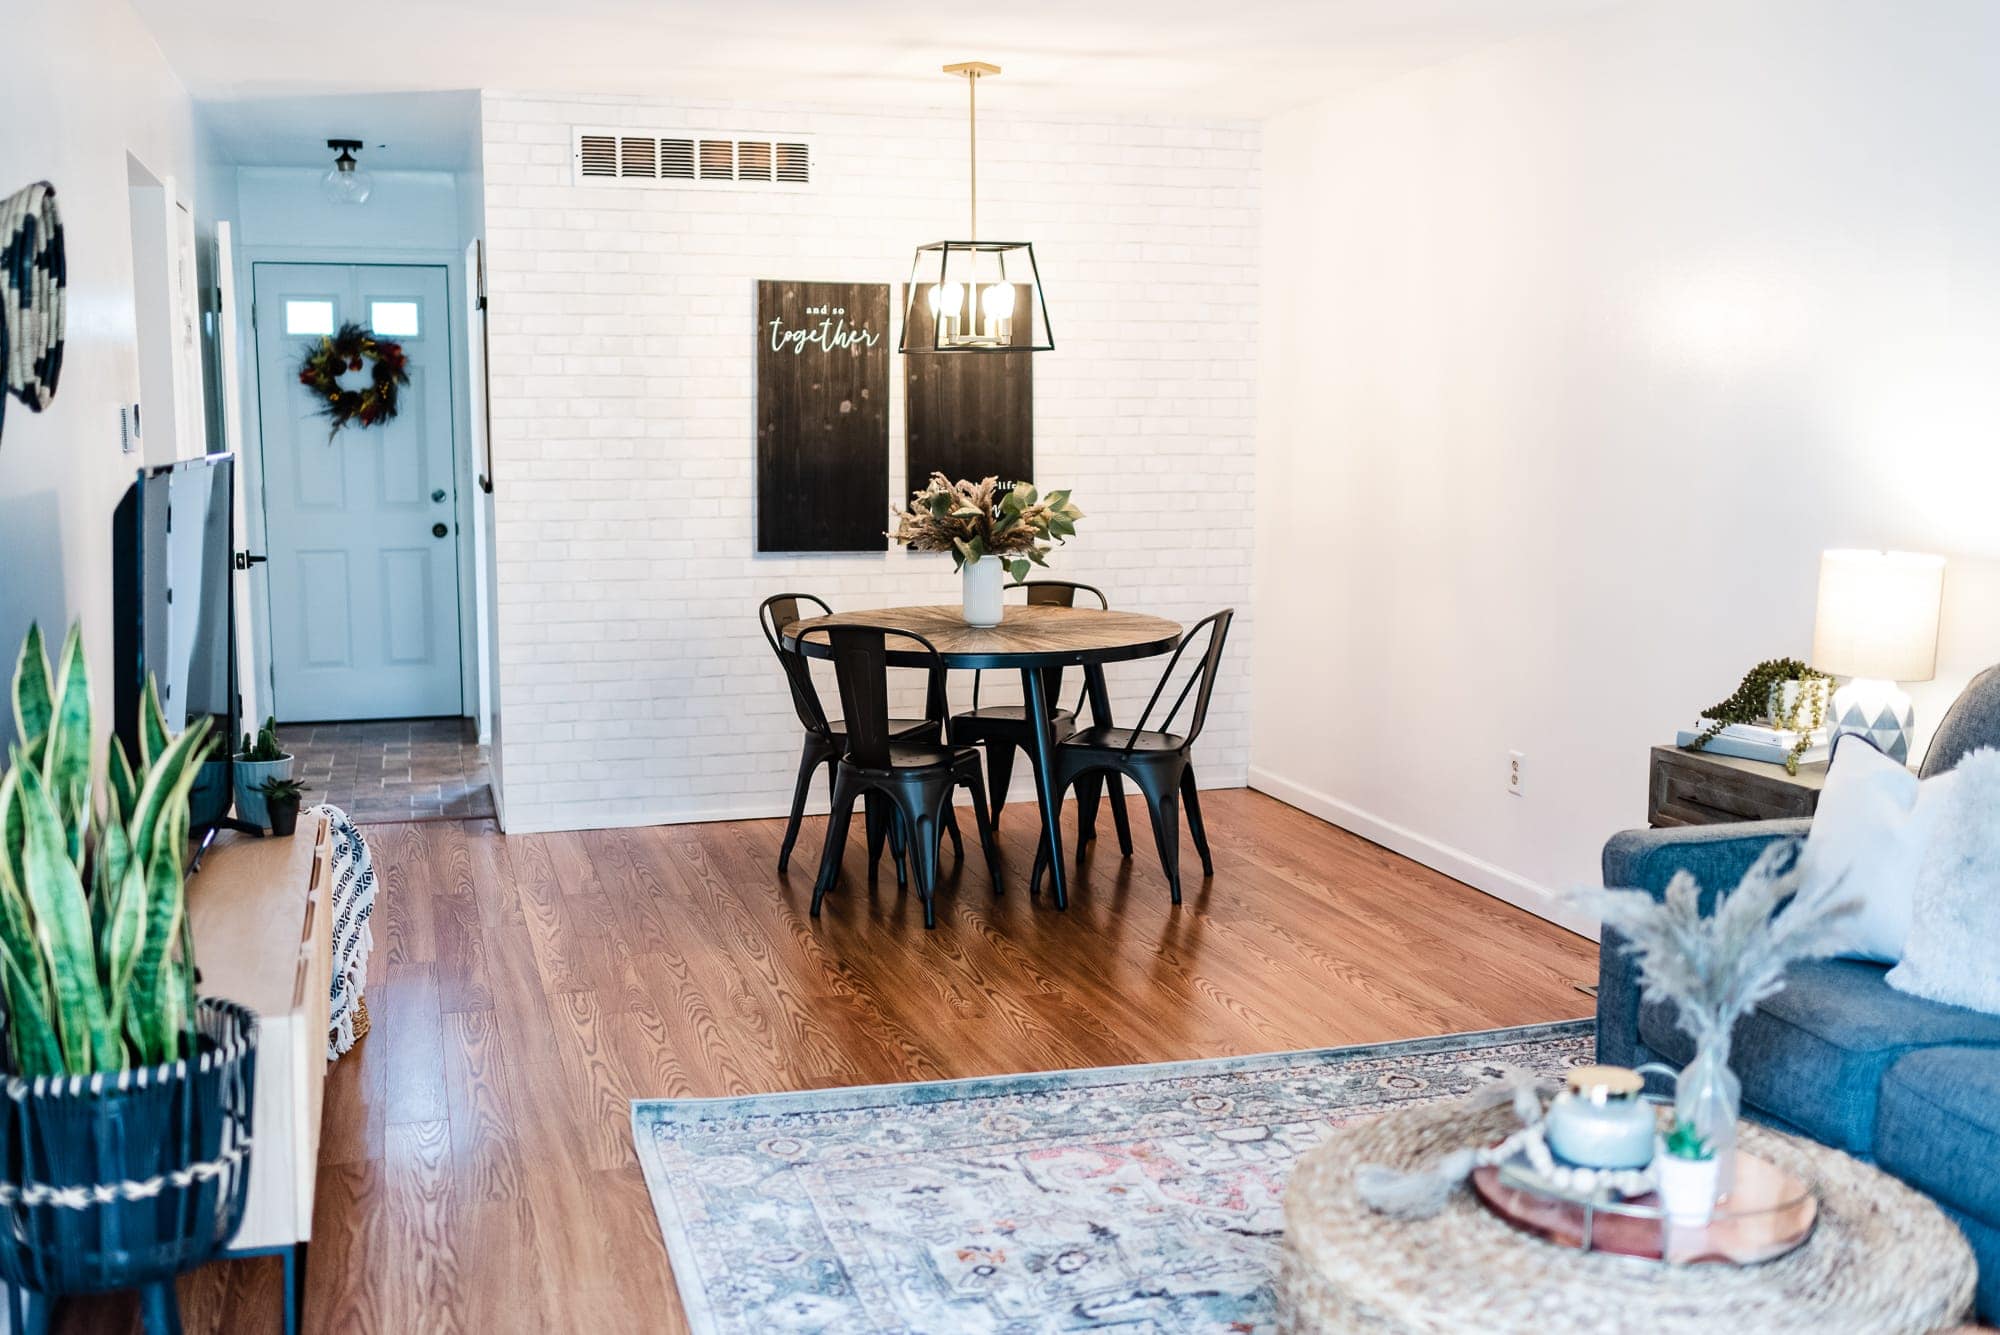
<box><xmin>368</xmin><ymin>300</ymin><xmax>421</xmax><ymax>337</ymax></box>
<box><xmin>284</xmin><ymin>299</ymin><xmax>335</xmax><ymax>335</ymax></box>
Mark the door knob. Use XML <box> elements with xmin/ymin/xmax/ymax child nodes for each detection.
<box><xmin>432</xmin><ymin>522</ymin><xmax>449</xmax><ymax>538</ymax></box>
<box><xmin>432</xmin><ymin>488</ymin><xmax>447</xmax><ymax>503</ymax></box>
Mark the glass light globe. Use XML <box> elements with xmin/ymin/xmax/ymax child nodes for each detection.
<box><xmin>981</xmin><ymin>283</ymin><xmax>1014</xmax><ymax>318</ymax></box>
<box><xmin>321</xmin><ymin>152</ymin><xmax>373</xmax><ymax>206</ymax></box>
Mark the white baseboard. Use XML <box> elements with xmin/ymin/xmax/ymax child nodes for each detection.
<box><xmin>1246</xmin><ymin>766</ymin><xmax>1600</xmax><ymax>941</ymax></box>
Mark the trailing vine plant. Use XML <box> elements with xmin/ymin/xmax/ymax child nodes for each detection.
<box><xmin>1684</xmin><ymin>657</ymin><xmax>1833</xmax><ymax>774</ymax></box>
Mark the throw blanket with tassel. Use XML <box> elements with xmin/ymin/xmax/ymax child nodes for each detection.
<box><xmin>313</xmin><ymin>805</ymin><xmax>378</xmax><ymax>1060</ymax></box>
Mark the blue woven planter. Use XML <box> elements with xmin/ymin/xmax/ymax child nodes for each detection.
<box><xmin>0</xmin><ymin>999</ymin><xmax>257</xmax><ymax>1303</ymax></box>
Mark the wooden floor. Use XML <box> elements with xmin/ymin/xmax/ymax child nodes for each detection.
<box><xmin>67</xmin><ymin>788</ymin><xmax>1597</xmax><ymax>1333</ymax></box>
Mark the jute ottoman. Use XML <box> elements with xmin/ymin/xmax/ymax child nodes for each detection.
<box><xmin>1278</xmin><ymin>1098</ymin><xmax>1975</xmax><ymax>1334</ymax></box>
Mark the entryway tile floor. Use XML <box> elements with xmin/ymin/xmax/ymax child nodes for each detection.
<box><xmin>287</xmin><ymin>717</ymin><xmax>495</xmax><ymax>825</ymax></box>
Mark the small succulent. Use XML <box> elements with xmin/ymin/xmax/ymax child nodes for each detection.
<box><xmin>1684</xmin><ymin>657</ymin><xmax>1833</xmax><ymax>774</ymax></box>
<box><xmin>1664</xmin><ymin>1120</ymin><xmax>1714</xmax><ymax>1161</ymax></box>
<box><xmin>239</xmin><ymin>715</ymin><xmax>286</xmax><ymax>762</ymax></box>
<box><xmin>254</xmin><ymin>777</ymin><xmax>309</xmax><ymax>805</ymax></box>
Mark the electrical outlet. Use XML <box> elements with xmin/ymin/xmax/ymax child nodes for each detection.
<box><xmin>1507</xmin><ymin>750</ymin><xmax>1526</xmax><ymax>797</ymax></box>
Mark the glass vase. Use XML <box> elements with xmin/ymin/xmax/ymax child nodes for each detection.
<box><xmin>1675</xmin><ymin>1039</ymin><xmax>1742</xmax><ymax>1195</ymax></box>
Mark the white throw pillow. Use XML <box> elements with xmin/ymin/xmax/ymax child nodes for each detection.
<box><xmin>1798</xmin><ymin>738</ymin><xmax>1957</xmax><ymax>963</ymax></box>
<box><xmin>1888</xmin><ymin>747</ymin><xmax>2000</xmax><ymax>1015</ymax></box>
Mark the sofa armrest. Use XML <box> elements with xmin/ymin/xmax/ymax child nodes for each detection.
<box><xmin>1596</xmin><ymin>819</ymin><xmax>1811</xmax><ymax>1067</ymax></box>
<box><xmin>1602</xmin><ymin>819</ymin><xmax>1811</xmax><ymax>898</ymax></box>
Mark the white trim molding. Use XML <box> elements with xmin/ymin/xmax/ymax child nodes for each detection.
<box><xmin>1246</xmin><ymin>766</ymin><xmax>1601</xmax><ymax>941</ymax></box>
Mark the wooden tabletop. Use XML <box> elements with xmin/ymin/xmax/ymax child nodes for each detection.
<box><xmin>785</xmin><ymin>603</ymin><xmax>1183</xmax><ymax>669</ymax></box>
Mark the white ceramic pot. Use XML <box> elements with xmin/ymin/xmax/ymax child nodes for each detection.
<box><xmin>233</xmin><ymin>754</ymin><xmax>295</xmax><ymax>830</ymax></box>
<box><xmin>961</xmin><ymin>555</ymin><xmax>1006</xmax><ymax>627</ymax></box>
<box><xmin>1654</xmin><ymin>1143</ymin><xmax>1721</xmax><ymax>1224</ymax></box>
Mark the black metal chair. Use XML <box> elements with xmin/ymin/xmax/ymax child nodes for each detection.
<box><xmin>951</xmin><ymin>580</ymin><xmax>1132</xmax><ymax>856</ymax></box>
<box><xmin>758</xmin><ymin>594</ymin><xmax>944</xmax><ymax>874</ymax></box>
<box><xmin>804</xmin><ymin>623</ymin><xmax>1002</xmax><ymax>928</ymax></box>
<box><xmin>1028</xmin><ymin>609</ymin><xmax>1234</xmax><ymax>905</ymax></box>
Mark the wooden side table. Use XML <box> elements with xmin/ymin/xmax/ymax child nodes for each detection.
<box><xmin>1648</xmin><ymin>745</ymin><xmax>1826</xmax><ymax>828</ymax></box>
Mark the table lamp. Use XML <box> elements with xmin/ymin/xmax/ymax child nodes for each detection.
<box><xmin>1811</xmin><ymin>550</ymin><xmax>1946</xmax><ymax>764</ymax></box>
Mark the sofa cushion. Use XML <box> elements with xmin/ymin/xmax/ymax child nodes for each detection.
<box><xmin>1638</xmin><ymin>958</ymin><xmax>2000</xmax><ymax>1154</ymax></box>
<box><xmin>1877</xmin><ymin>1045</ymin><xmax>2000</xmax><ymax>1226</ymax></box>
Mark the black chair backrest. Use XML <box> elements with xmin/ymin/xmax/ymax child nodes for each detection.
<box><xmin>1125</xmin><ymin>609</ymin><xmax>1234</xmax><ymax>752</ymax></box>
<box><xmin>758</xmin><ymin>593</ymin><xmax>834</xmax><ymax>736</ymax></box>
<box><xmin>971</xmin><ymin>580</ymin><xmax>1109</xmax><ymax>714</ymax></box>
<box><xmin>1017</xmin><ymin>579</ymin><xmax>1107</xmax><ymax>610</ymax></box>
<box><xmin>800</xmin><ymin>623</ymin><xmax>949</xmax><ymax>769</ymax></box>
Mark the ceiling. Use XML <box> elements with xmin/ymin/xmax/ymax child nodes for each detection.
<box><xmin>151</xmin><ymin>0</ymin><xmax>1630</xmax><ymax>167</ymax></box>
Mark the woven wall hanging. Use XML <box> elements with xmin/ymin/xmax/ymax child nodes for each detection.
<box><xmin>0</xmin><ymin>180</ymin><xmax>67</xmax><ymax>441</ymax></box>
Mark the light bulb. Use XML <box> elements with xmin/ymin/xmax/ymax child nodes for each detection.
<box><xmin>934</xmin><ymin>283</ymin><xmax>962</xmax><ymax>318</ymax></box>
<box><xmin>981</xmin><ymin>284</ymin><xmax>1014</xmax><ymax>318</ymax></box>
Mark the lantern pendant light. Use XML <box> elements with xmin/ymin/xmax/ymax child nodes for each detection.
<box><xmin>900</xmin><ymin>62</ymin><xmax>1054</xmax><ymax>354</ymax></box>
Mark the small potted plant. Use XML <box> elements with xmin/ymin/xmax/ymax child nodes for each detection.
<box><xmin>256</xmin><ymin>777</ymin><xmax>309</xmax><ymax>837</ymax></box>
<box><xmin>1655</xmin><ymin>1120</ymin><xmax>1720</xmax><ymax>1223</ymax></box>
<box><xmin>890</xmin><ymin>474</ymin><xmax>1084</xmax><ymax>627</ymax></box>
<box><xmin>232</xmin><ymin>715</ymin><xmax>292</xmax><ymax>829</ymax></box>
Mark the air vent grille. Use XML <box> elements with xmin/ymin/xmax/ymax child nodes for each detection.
<box><xmin>572</xmin><ymin>128</ymin><xmax>813</xmax><ymax>190</ymax></box>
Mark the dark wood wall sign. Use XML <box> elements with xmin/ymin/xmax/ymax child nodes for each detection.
<box><xmin>756</xmin><ymin>280</ymin><xmax>890</xmax><ymax>552</ymax></box>
<box><xmin>901</xmin><ymin>282</ymin><xmax>1033</xmax><ymax>503</ymax></box>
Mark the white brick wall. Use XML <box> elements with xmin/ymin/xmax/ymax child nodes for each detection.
<box><xmin>480</xmin><ymin>91</ymin><xmax>1260</xmax><ymax>833</ymax></box>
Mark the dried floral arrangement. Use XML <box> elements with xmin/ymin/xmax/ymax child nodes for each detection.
<box><xmin>1574</xmin><ymin>843</ymin><xmax>1855</xmax><ymax>1053</ymax></box>
<box><xmin>890</xmin><ymin>474</ymin><xmax>1083</xmax><ymax>580</ymax></box>
<box><xmin>1684</xmin><ymin>657</ymin><xmax>1833</xmax><ymax>774</ymax></box>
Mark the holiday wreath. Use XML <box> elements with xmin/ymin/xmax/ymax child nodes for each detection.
<box><xmin>297</xmin><ymin>322</ymin><xmax>409</xmax><ymax>437</ymax></box>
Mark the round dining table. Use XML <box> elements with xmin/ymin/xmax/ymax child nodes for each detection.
<box><xmin>783</xmin><ymin>603</ymin><xmax>1184</xmax><ymax>910</ymax></box>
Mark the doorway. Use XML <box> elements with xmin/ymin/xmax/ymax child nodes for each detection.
<box><xmin>250</xmin><ymin>262</ymin><xmax>463</xmax><ymax>721</ymax></box>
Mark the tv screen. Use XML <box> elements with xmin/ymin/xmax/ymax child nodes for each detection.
<box><xmin>113</xmin><ymin>454</ymin><xmax>237</xmax><ymax>828</ymax></box>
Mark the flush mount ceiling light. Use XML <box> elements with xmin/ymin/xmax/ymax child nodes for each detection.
<box><xmin>900</xmin><ymin>62</ymin><xmax>1053</xmax><ymax>354</ymax></box>
<box><xmin>321</xmin><ymin>139</ymin><xmax>373</xmax><ymax>206</ymax></box>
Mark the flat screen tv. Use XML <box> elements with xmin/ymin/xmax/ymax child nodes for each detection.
<box><xmin>112</xmin><ymin>454</ymin><xmax>239</xmax><ymax>831</ymax></box>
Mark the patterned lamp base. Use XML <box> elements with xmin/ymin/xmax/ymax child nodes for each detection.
<box><xmin>1830</xmin><ymin>677</ymin><xmax>1915</xmax><ymax>764</ymax></box>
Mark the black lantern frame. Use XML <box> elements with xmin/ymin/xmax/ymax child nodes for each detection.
<box><xmin>899</xmin><ymin>240</ymin><xmax>1053</xmax><ymax>353</ymax></box>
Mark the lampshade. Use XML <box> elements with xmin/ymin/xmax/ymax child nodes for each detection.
<box><xmin>1811</xmin><ymin>550</ymin><xmax>1945</xmax><ymax>682</ymax></box>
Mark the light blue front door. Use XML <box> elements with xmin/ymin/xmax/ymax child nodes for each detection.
<box><xmin>252</xmin><ymin>262</ymin><xmax>462</xmax><ymax>721</ymax></box>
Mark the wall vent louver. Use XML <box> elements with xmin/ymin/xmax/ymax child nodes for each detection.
<box><xmin>572</xmin><ymin>128</ymin><xmax>813</xmax><ymax>191</ymax></box>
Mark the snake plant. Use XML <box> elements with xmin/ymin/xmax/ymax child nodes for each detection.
<box><xmin>0</xmin><ymin>623</ymin><xmax>211</xmax><ymax>1076</ymax></box>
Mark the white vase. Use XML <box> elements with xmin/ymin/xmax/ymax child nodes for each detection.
<box><xmin>1654</xmin><ymin>1143</ymin><xmax>1721</xmax><ymax>1224</ymax></box>
<box><xmin>961</xmin><ymin>556</ymin><xmax>1005</xmax><ymax>627</ymax></box>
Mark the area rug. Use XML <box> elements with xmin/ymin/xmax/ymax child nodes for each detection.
<box><xmin>631</xmin><ymin>1020</ymin><xmax>1593</xmax><ymax>1333</ymax></box>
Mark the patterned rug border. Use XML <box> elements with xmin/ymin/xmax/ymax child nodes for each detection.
<box><xmin>630</xmin><ymin>1018</ymin><xmax>1592</xmax><ymax>1126</ymax></box>
<box><xmin>631</xmin><ymin>1019</ymin><xmax>1593</xmax><ymax>1334</ymax></box>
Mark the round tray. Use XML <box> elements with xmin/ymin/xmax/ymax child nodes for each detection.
<box><xmin>1472</xmin><ymin>1149</ymin><xmax>1818</xmax><ymax>1264</ymax></box>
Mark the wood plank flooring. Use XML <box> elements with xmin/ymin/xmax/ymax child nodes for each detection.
<box><xmin>63</xmin><ymin>788</ymin><xmax>1597</xmax><ymax>1333</ymax></box>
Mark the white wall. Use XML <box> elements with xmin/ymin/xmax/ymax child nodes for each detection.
<box><xmin>480</xmin><ymin>92</ymin><xmax>1260</xmax><ymax>833</ymax></box>
<box><xmin>0</xmin><ymin>0</ymin><xmax>197</xmax><ymax>745</ymax></box>
<box><xmin>1253</xmin><ymin>0</ymin><xmax>2000</xmax><ymax>933</ymax></box>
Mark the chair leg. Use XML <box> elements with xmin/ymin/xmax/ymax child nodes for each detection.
<box><xmin>811</xmin><ymin>770</ymin><xmax>861</xmax><ymax>916</ymax></box>
<box><xmin>945</xmin><ymin>802</ymin><xmax>965</xmax><ymax>866</ymax></box>
<box><xmin>1140</xmin><ymin>775</ymin><xmax>1184</xmax><ymax>905</ymax></box>
<box><xmin>1181</xmin><ymin>766</ymin><xmax>1214</xmax><ymax>877</ymax></box>
<box><xmin>1105</xmin><ymin>774</ymin><xmax>1136</xmax><ymax>856</ymax></box>
<box><xmin>961</xmin><ymin>765</ymin><xmax>1003</xmax><ymax>889</ymax></box>
<box><xmin>864</xmin><ymin>793</ymin><xmax>886</xmax><ymax>883</ymax></box>
<box><xmin>1075</xmin><ymin>772</ymin><xmax>1103</xmax><ymax>861</ymax></box>
<box><xmin>893</xmin><ymin>786</ymin><xmax>950</xmax><ymax>929</ymax></box>
<box><xmin>984</xmin><ymin>741</ymin><xmax>1015</xmax><ymax>830</ymax></box>
<box><xmin>777</xmin><ymin>737</ymin><xmax>822</xmax><ymax>873</ymax></box>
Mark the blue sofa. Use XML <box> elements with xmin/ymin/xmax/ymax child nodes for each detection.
<box><xmin>1597</xmin><ymin>666</ymin><xmax>2000</xmax><ymax>1319</ymax></box>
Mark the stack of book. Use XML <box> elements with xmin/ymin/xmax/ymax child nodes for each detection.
<box><xmin>1675</xmin><ymin>720</ymin><xmax>1829</xmax><ymax>766</ymax></box>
